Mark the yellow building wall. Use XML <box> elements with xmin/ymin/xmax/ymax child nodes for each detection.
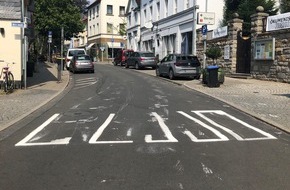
<box><xmin>0</xmin><ymin>20</ymin><xmax>22</xmax><ymax>81</ymax></box>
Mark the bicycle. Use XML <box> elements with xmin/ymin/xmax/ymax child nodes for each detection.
<box><xmin>0</xmin><ymin>60</ymin><xmax>15</xmax><ymax>93</ymax></box>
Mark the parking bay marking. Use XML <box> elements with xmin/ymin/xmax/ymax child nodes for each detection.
<box><xmin>15</xmin><ymin>110</ymin><xmax>277</xmax><ymax>146</ymax></box>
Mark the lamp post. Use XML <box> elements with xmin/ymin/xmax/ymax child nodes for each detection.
<box><xmin>192</xmin><ymin>0</ymin><xmax>199</xmax><ymax>56</ymax></box>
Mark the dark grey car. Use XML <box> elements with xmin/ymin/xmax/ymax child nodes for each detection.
<box><xmin>156</xmin><ymin>54</ymin><xmax>201</xmax><ymax>80</ymax></box>
<box><xmin>125</xmin><ymin>51</ymin><xmax>157</xmax><ymax>70</ymax></box>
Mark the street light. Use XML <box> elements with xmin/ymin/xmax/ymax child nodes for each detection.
<box><xmin>192</xmin><ymin>0</ymin><xmax>199</xmax><ymax>56</ymax></box>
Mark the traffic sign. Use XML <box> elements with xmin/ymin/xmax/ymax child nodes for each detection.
<box><xmin>11</xmin><ymin>22</ymin><xmax>25</xmax><ymax>28</ymax></box>
<box><xmin>100</xmin><ymin>47</ymin><xmax>105</xmax><ymax>52</ymax></box>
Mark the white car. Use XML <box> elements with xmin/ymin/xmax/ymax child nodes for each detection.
<box><xmin>65</xmin><ymin>48</ymin><xmax>87</xmax><ymax>70</ymax></box>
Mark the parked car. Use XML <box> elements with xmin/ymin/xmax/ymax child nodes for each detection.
<box><xmin>65</xmin><ymin>48</ymin><xmax>87</xmax><ymax>70</ymax></box>
<box><xmin>113</xmin><ymin>49</ymin><xmax>134</xmax><ymax>66</ymax></box>
<box><xmin>156</xmin><ymin>54</ymin><xmax>201</xmax><ymax>80</ymax></box>
<box><xmin>69</xmin><ymin>54</ymin><xmax>94</xmax><ymax>73</ymax></box>
<box><xmin>125</xmin><ymin>51</ymin><xmax>157</xmax><ymax>70</ymax></box>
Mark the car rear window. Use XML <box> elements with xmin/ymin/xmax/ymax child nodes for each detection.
<box><xmin>140</xmin><ymin>53</ymin><xmax>154</xmax><ymax>57</ymax></box>
<box><xmin>76</xmin><ymin>55</ymin><xmax>90</xmax><ymax>60</ymax></box>
<box><xmin>69</xmin><ymin>50</ymin><xmax>86</xmax><ymax>56</ymax></box>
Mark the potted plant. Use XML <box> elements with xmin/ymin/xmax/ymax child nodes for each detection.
<box><xmin>204</xmin><ymin>46</ymin><xmax>225</xmax><ymax>84</ymax></box>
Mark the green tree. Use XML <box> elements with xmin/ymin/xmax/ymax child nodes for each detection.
<box><xmin>34</xmin><ymin>0</ymin><xmax>85</xmax><ymax>55</ymax></box>
<box><xmin>280</xmin><ymin>0</ymin><xmax>290</xmax><ymax>13</ymax></box>
<box><xmin>223</xmin><ymin>0</ymin><xmax>278</xmax><ymax>33</ymax></box>
<box><xmin>206</xmin><ymin>46</ymin><xmax>222</xmax><ymax>64</ymax></box>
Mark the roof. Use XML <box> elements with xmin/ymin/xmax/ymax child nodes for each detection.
<box><xmin>0</xmin><ymin>0</ymin><xmax>21</xmax><ymax>20</ymax></box>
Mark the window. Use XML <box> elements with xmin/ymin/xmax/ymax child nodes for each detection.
<box><xmin>96</xmin><ymin>6</ymin><xmax>99</xmax><ymax>17</ymax></box>
<box><xmin>144</xmin><ymin>9</ymin><xmax>147</xmax><ymax>21</ymax></box>
<box><xmin>128</xmin><ymin>15</ymin><xmax>131</xmax><ymax>26</ymax></box>
<box><xmin>174</xmin><ymin>0</ymin><xmax>177</xmax><ymax>14</ymax></box>
<box><xmin>157</xmin><ymin>2</ymin><xmax>160</xmax><ymax>19</ymax></box>
<box><xmin>107</xmin><ymin>23</ymin><xmax>113</xmax><ymax>33</ymax></box>
<box><xmin>119</xmin><ymin>6</ymin><xmax>125</xmax><ymax>16</ymax></box>
<box><xmin>119</xmin><ymin>23</ymin><xmax>126</xmax><ymax>33</ymax></box>
<box><xmin>165</xmin><ymin>0</ymin><xmax>168</xmax><ymax>17</ymax></box>
<box><xmin>149</xmin><ymin>6</ymin><xmax>152</xmax><ymax>20</ymax></box>
<box><xmin>97</xmin><ymin>23</ymin><xmax>99</xmax><ymax>34</ymax></box>
<box><xmin>107</xmin><ymin>5</ymin><xmax>113</xmax><ymax>15</ymax></box>
<box><xmin>186</xmin><ymin>0</ymin><xmax>189</xmax><ymax>9</ymax></box>
<box><xmin>89</xmin><ymin>10</ymin><xmax>92</xmax><ymax>19</ymax></box>
<box><xmin>134</xmin><ymin>12</ymin><xmax>138</xmax><ymax>23</ymax></box>
<box><xmin>93</xmin><ymin>8</ymin><xmax>95</xmax><ymax>18</ymax></box>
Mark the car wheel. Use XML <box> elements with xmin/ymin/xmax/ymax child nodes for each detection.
<box><xmin>125</xmin><ymin>62</ymin><xmax>129</xmax><ymax>68</ymax></box>
<box><xmin>169</xmin><ymin>69</ymin><xmax>175</xmax><ymax>80</ymax></box>
<box><xmin>135</xmin><ymin>62</ymin><xmax>140</xmax><ymax>70</ymax></box>
<box><xmin>156</xmin><ymin>68</ymin><xmax>161</xmax><ymax>77</ymax></box>
<box><xmin>195</xmin><ymin>74</ymin><xmax>201</xmax><ymax>80</ymax></box>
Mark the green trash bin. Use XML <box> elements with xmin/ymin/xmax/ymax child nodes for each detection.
<box><xmin>207</xmin><ymin>65</ymin><xmax>220</xmax><ymax>87</ymax></box>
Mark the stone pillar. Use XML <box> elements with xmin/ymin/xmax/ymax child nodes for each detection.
<box><xmin>227</xmin><ymin>13</ymin><xmax>243</xmax><ymax>74</ymax></box>
<box><xmin>250</xmin><ymin>6</ymin><xmax>269</xmax><ymax>36</ymax></box>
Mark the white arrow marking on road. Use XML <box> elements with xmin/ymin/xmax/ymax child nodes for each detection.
<box><xmin>145</xmin><ymin>112</ymin><xmax>178</xmax><ymax>143</ymax></box>
<box><xmin>89</xmin><ymin>114</ymin><xmax>133</xmax><ymax>144</ymax></box>
<box><xmin>15</xmin><ymin>114</ymin><xmax>72</xmax><ymax>146</ymax></box>
<box><xmin>178</xmin><ymin>111</ymin><xmax>229</xmax><ymax>142</ymax></box>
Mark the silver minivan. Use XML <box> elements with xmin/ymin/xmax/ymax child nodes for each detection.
<box><xmin>156</xmin><ymin>54</ymin><xmax>201</xmax><ymax>80</ymax></box>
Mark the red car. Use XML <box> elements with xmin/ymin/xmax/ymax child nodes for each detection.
<box><xmin>113</xmin><ymin>49</ymin><xmax>134</xmax><ymax>66</ymax></box>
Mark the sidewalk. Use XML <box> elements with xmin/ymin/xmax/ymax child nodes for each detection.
<box><xmin>0</xmin><ymin>61</ymin><xmax>289</xmax><ymax>134</ymax></box>
<box><xmin>0</xmin><ymin>62</ymin><xmax>69</xmax><ymax>132</ymax></box>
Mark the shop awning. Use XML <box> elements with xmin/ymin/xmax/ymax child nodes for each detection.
<box><xmin>86</xmin><ymin>43</ymin><xmax>95</xmax><ymax>50</ymax></box>
<box><xmin>107</xmin><ymin>42</ymin><xmax>123</xmax><ymax>48</ymax></box>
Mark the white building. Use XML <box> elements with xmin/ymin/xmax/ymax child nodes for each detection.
<box><xmin>87</xmin><ymin>0</ymin><xmax>128</xmax><ymax>60</ymax></box>
<box><xmin>126</xmin><ymin>0</ymin><xmax>224</xmax><ymax>59</ymax></box>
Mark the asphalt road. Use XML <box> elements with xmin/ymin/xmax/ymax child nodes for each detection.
<box><xmin>0</xmin><ymin>64</ymin><xmax>289</xmax><ymax>190</ymax></box>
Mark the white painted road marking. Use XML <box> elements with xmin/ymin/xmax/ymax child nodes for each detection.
<box><xmin>193</xmin><ymin>110</ymin><xmax>277</xmax><ymax>141</ymax></box>
<box><xmin>16</xmin><ymin>110</ymin><xmax>277</xmax><ymax>146</ymax></box>
<box><xmin>15</xmin><ymin>114</ymin><xmax>72</xmax><ymax>146</ymax></box>
<box><xmin>145</xmin><ymin>112</ymin><xmax>178</xmax><ymax>143</ymax></box>
<box><xmin>178</xmin><ymin>111</ymin><xmax>229</xmax><ymax>142</ymax></box>
<box><xmin>89</xmin><ymin>114</ymin><xmax>133</xmax><ymax>144</ymax></box>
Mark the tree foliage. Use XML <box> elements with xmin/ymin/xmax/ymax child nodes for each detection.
<box><xmin>34</xmin><ymin>0</ymin><xmax>85</xmax><ymax>51</ymax></box>
<box><xmin>206</xmin><ymin>46</ymin><xmax>222</xmax><ymax>64</ymax></box>
<box><xmin>222</xmin><ymin>0</ymin><xmax>278</xmax><ymax>32</ymax></box>
<box><xmin>280</xmin><ymin>0</ymin><xmax>290</xmax><ymax>13</ymax></box>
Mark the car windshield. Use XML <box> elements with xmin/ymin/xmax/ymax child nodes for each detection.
<box><xmin>140</xmin><ymin>53</ymin><xmax>154</xmax><ymax>57</ymax></box>
<box><xmin>69</xmin><ymin>50</ymin><xmax>85</xmax><ymax>56</ymax></box>
<box><xmin>76</xmin><ymin>55</ymin><xmax>90</xmax><ymax>60</ymax></box>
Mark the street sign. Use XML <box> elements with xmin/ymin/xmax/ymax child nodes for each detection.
<box><xmin>197</xmin><ymin>12</ymin><xmax>215</xmax><ymax>25</ymax></box>
<box><xmin>11</xmin><ymin>22</ymin><xmax>25</xmax><ymax>28</ymax></box>
<box><xmin>100</xmin><ymin>47</ymin><xmax>105</xmax><ymax>52</ymax></box>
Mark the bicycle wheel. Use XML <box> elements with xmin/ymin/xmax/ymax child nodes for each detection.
<box><xmin>4</xmin><ymin>73</ymin><xmax>14</xmax><ymax>93</ymax></box>
<box><xmin>7</xmin><ymin>72</ymin><xmax>14</xmax><ymax>91</ymax></box>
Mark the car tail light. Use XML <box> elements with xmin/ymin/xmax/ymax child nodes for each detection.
<box><xmin>174</xmin><ymin>62</ymin><xmax>182</xmax><ymax>66</ymax></box>
<box><xmin>65</xmin><ymin>58</ymin><xmax>70</xmax><ymax>62</ymax></box>
<box><xmin>140</xmin><ymin>57</ymin><xmax>145</xmax><ymax>61</ymax></box>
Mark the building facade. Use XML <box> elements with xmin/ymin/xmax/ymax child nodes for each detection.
<box><xmin>127</xmin><ymin>0</ymin><xmax>201</xmax><ymax>60</ymax></box>
<box><xmin>0</xmin><ymin>0</ymin><xmax>34</xmax><ymax>88</ymax></box>
<box><xmin>87</xmin><ymin>0</ymin><xmax>129</xmax><ymax>61</ymax></box>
